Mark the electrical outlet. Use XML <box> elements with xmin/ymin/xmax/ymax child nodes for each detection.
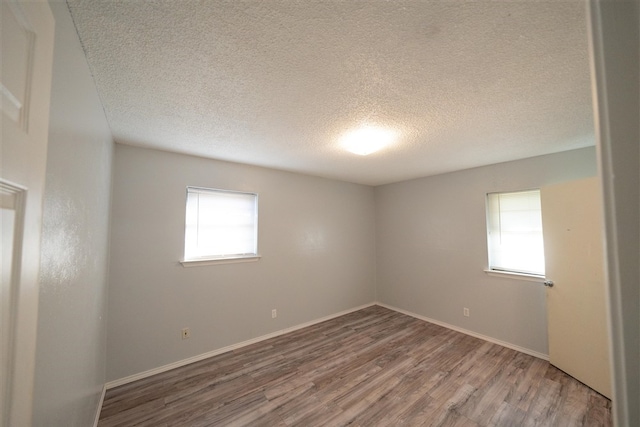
<box><xmin>272</xmin><ymin>309</ymin><xmax>277</xmax><ymax>319</ymax></box>
<box><xmin>181</xmin><ymin>327</ymin><xmax>191</xmax><ymax>340</ymax></box>
<box><xmin>463</xmin><ymin>308</ymin><xmax>470</xmax><ymax>317</ymax></box>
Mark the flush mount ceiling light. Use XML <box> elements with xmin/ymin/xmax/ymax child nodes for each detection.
<box><xmin>341</xmin><ymin>125</ymin><xmax>398</xmax><ymax>156</ymax></box>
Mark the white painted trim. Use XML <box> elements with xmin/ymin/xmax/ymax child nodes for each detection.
<box><xmin>587</xmin><ymin>1</ymin><xmax>639</xmax><ymax>425</ymax></box>
<box><xmin>483</xmin><ymin>269</ymin><xmax>545</xmax><ymax>283</ymax></box>
<box><xmin>180</xmin><ymin>255</ymin><xmax>261</xmax><ymax>267</ymax></box>
<box><xmin>106</xmin><ymin>302</ymin><xmax>376</xmax><ymax>389</ymax></box>
<box><xmin>92</xmin><ymin>385</ymin><xmax>106</xmax><ymax>427</ymax></box>
<box><xmin>376</xmin><ymin>302</ymin><xmax>549</xmax><ymax>361</ymax></box>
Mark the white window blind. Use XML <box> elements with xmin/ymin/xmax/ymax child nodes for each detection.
<box><xmin>486</xmin><ymin>189</ymin><xmax>545</xmax><ymax>276</ymax></box>
<box><xmin>184</xmin><ymin>187</ymin><xmax>258</xmax><ymax>261</ymax></box>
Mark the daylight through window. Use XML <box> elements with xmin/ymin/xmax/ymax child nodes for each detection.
<box><xmin>184</xmin><ymin>187</ymin><xmax>258</xmax><ymax>261</ymax></box>
<box><xmin>486</xmin><ymin>189</ymin><xmax>545</xmax><ymax>276</ymax></box>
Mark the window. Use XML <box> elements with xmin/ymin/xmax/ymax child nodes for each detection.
<box><xmin>486</xmin><ymin>189</ymin><xmax>544</xmax><ymax>276</ymax></box>
<box><xmin>183</xmin><ymin>187</ymin><xmax>258</xmax><ymax>263</ymax></box>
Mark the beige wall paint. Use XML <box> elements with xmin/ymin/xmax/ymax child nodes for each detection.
<box><xmin>33</xmin><ymin>2</ymin><xmax>114</xmax><ymax>426</ymax></box>
<box><xmin>107</xmin><ymin>145</ymin><xmax>376</xmax><ymax>382</ymax></box>
<box><xmin>375</xmin><ymin>147</ymin><xmax>597</xmax><ymax>355</ymax></box>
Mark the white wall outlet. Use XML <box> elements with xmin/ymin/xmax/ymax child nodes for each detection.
<box><xmin>272</xmin><ymin>309</ymin><xmax>277</xmax><ymax>319</ymax></box>
<box><xmin>463</xmin><ymin>308</ymin><xmax>470</xmax><ymax>317</ymax></box>
<box><xmin>181</xmin><ymin>327</ymin><xmax>191</xmax><ymax>340</ymax></box>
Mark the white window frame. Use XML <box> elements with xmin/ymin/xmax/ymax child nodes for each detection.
<box><xmin>485</xmin><ymin>189</ymin><xmax>545</xmax><ymax>280</ymax></box>
<box><xmin>181</xmin><ymin>186</ymin><xmax>260</xmax><ymax>267</ymax></box>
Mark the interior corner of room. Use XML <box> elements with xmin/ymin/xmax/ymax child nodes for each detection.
<box><xmin>2</xmin><ymin>1</ymin><xmax>638</xmax><ymax>426</ymax></box>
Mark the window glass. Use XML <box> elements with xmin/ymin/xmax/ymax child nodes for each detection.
<box><xmin>184</xmin><ymin>187</ymin><xmax>258</xmax><ymax>261</ymax></box>
<box><xmin>486</xmin><ymin>189</ymin><xmax>544</xmax><ymax>275</ymax></box>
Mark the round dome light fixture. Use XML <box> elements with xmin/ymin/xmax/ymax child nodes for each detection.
<box><xmin>341</xmin><ymin>125</ymin><xmax>398</xmax><ymax>156</ymax></box>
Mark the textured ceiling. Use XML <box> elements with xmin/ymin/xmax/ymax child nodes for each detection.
<box><xmin>67</xmin><ymin>0</ymin><xmax>594</xmax><ymax>186</ymax></box>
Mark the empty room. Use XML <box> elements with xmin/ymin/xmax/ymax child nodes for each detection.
<box><xmin>1</xmin><ymin>0</ymin><xmax>638</xmax><ymax>426</ymax></box>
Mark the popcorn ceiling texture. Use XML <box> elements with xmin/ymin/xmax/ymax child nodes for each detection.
<box><xmin>67</xmin><ymin>0</ymin><xmax>594</xmax><ymax>186</ymax></box>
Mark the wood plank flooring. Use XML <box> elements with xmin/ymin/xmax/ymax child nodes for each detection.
<box><xmin>98</xmin><ymin>306</ymin><xmax>611</xmax><ymax>426</ymax></box>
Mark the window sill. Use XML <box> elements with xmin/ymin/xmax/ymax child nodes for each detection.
<box><xmin>180</xmin><ymin>255</ymin><xmax>261</xmax><ymax>267</ymax></box>
<box><xmin>484</xmin><ymin>269</ymin><xmax>545</xmax><ymax>283</ymax></box>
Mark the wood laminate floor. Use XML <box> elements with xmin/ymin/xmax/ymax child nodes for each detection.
<box><xmin>99</xmin><ymin>306</ymin><xmax>611</xmax><ymax>426</ymax></box>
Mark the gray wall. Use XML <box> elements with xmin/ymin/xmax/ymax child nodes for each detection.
<box><xmin>25</xmin><ymin>0</ymin><xmax>631</xmax><ymax>420</ymax></box>
<box><xmin>107</xmin><ymin>145</ymin><xmax>376</xmax><ymax>381</ymax></box>
<box><xmin>375</xmin><ymin>147</ymin><xmax>597</xmax><ymax>355</ymax></box>
<box><xmin>33</xmin><ymin>2</ymin><xmax>113</xmax><ymax>426</ymax></box>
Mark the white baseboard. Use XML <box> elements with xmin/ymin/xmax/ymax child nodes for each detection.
<box><xmin>92</xmin><ymin>384</ymin><xmax>107</xmax><ymax>427</ymax></box>
<box><xmin>105</xmin><ymin>300</ymin><xmax>547</xmax><ymax>390</ymax></box>
<box><xmin>376</xmin><ymin>302</ymin><xmax>549</xmax><ymax>361</ymax></box>
<box><xmin>106</xmin><ymin>302</ymin><xmax>376</xmax><ymax>389</ymax></box>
